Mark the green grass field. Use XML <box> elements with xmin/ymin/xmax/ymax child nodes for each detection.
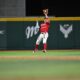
<box><xmin>0</xmin><ymin>50</ymin><xmax>80</xmax><ymax>80</ymax></box>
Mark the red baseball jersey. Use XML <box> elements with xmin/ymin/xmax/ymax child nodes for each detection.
<box><xmin>40</xmin><ymin>22</ymin><xmax>50</xmax><ymax>32</ymax></box>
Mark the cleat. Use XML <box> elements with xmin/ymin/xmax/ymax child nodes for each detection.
<box><xmin>33</xmin><ymin>51</ymin><xmax>35</xmax><ymax>53</ymax></box>
<box><xmin>42</xmin><ymin>49</ymin><xmax>46</xmax><ymax>53</ymax></box>
<box><xmin>33</xmin><ymin>49</ymin><xmax>38</xmax><ymax>53</ymax></box>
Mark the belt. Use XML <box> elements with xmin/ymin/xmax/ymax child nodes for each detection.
<box><xmin>41</xmin><ymin>32</ymin><xmax>47</xmax><ymax>34</ymax></box>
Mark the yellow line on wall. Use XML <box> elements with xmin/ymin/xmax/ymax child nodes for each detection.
<box><xmin>0</xmin><ymin>17</ymin><xmax>80</xmax><ymax>21</ymax></box>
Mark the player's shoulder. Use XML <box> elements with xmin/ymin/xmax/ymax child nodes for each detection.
<box><xmin>46</xmin><ymin>22</ymin><xmax>50</xmax><ymax>25</ymax></box>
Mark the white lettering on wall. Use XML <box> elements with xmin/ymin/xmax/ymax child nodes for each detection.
<box><xmin>0</xmin><ymin>30</ymin><xmax>4</xmax><ymax>35</ymax></box>
<box><xmin>60</xmin><ymin>24</ymin><xmax>73</xmax><ymax>38</ymax></box>
<box><xmin>25</xmin><ymin>21</ymin><xmax>40</xmax><ymax>39</ymax></box>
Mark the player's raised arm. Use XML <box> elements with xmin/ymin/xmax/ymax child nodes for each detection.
<box><xmin>43</xmin><ymin>9</ymin><xmax>50</xmax><ymax>24</ymax></box>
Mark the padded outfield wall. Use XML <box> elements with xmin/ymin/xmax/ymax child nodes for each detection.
<box><xmin>0</xmin><ymin>17</ymin><xmax>80</xmax><ymax>50</ymax></box>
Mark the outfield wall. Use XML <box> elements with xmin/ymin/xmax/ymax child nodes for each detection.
<box><xmin>0</xmin><ymin>17</ymin><xmax>80</xmax><ymax>50</ymax></box>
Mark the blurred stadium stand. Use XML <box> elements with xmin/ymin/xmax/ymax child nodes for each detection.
<box><xmin>0</xmin><ymin>0</ymin><xmax>25</xmax><ymax>17</ymax></box>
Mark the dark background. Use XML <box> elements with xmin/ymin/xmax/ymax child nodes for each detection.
<box><xmin>26</xmin><ymin>0</ymin><xmax>80</xmax><ymax>17</ymax></box>
<box><xmin>0</xmin><ymin>0</ymin><xmax>80</xmax><ymax>17</ymax></box>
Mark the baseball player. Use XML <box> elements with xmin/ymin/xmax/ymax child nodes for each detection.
<box><xmin>33</xmin><ymin>9</ymin><xmax>50</xmax><ymax>53</ymax></box>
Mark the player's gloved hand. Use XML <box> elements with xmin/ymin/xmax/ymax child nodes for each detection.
<box><xmin>43</xmin><ymin>9</ymin><xmax>48</xmax><ymax>15</ymax></box>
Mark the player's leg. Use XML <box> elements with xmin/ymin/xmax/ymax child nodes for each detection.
<box><xmin>42</xmin><ymin>33</ymin><xmax>48</xmax><ymax>53</ymax></box>
<box><xmin>33</xmin><ymin>33</ymin><xmax>43</xmax><ymax>53</ymax></box>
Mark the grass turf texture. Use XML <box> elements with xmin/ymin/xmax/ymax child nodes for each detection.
<box><xmin>0</xmin><ymin>50</ymin><xmax>80</xmax><ymax>80</ymax></box>
<box><xmin>0</xmin><ymin>50</ymin><xmax>80</xmax><ymax>56</ymax></box>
